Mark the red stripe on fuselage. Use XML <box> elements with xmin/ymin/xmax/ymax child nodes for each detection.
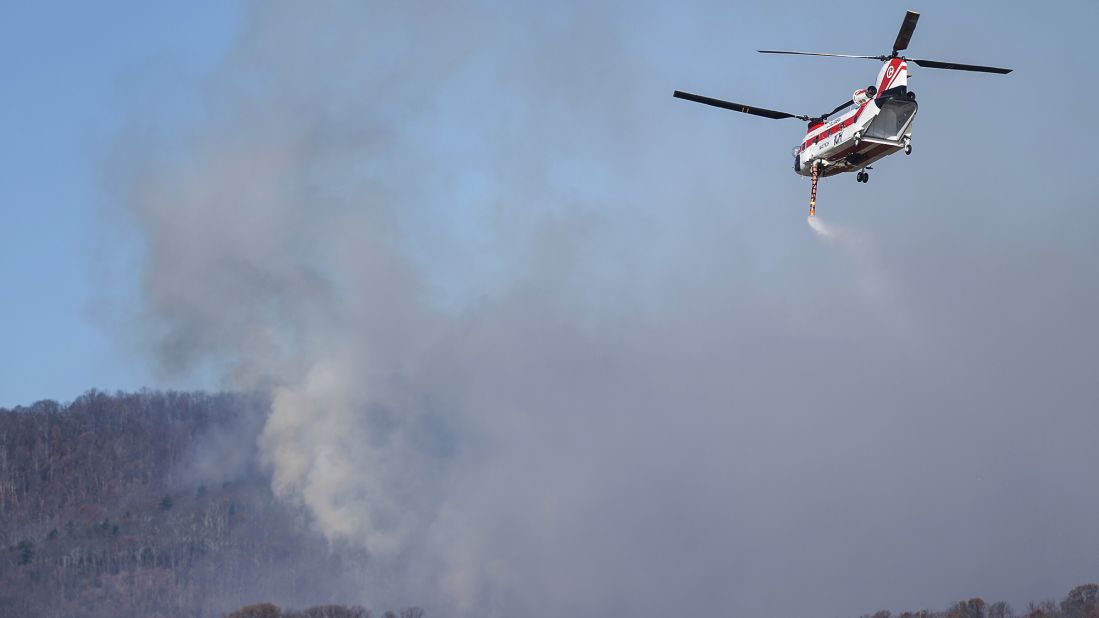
<box><xmin>800</xmin><ymin>102</ymin><xmax>870</xmax><ymax>150</ymax></box>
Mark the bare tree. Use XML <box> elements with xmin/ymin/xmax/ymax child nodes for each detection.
<box><xmin>988</xmin><ymin>601</ymin><xmax>1015</xmax><ymax>618</ymax></box>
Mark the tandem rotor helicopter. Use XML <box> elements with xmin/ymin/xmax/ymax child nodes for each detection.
<box><xmin>674</xmin><ymin>10</ymin><xmax>1012</xmax><ymax>216</ymax></box>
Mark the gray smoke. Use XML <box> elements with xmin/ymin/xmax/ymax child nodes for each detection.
<box><xmin>117</xmin><ymin>2</ymin><xmax>1099</xmax><ymax>616</ymax></box>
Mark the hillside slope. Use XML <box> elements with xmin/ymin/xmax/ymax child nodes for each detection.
<box><xmin>2</xmin><ymin>391</ymin><xmax>1095</xmax><ymax>618</ymax></box>
<box><xmin>0</xmin><ymin>391</ymin><xmax>370</xmax><ymax>617</ymax></box>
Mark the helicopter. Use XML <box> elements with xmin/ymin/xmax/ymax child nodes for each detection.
<box><xmin>673</xmin><ymin>10</ymin><xmax>1012</xmax><ymax>217</ymax></box>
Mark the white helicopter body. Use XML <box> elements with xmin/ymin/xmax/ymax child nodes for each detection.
<box><xmin>674</xmin><ymin>10</ymin><xmax>1011</xmax><ymax>215</ymax></box>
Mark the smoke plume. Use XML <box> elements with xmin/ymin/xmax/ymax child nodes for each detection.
<box><xmin>115</xmin><ymin>2</ymin><xmax>1099</xmax><ymax>617</ymax></box>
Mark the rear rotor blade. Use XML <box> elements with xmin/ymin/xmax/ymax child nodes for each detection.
<box><xmin>673</xmin><ymin>90</ymin><xmax>808</xmax><ymax>120</ymax></box>
<box><xmin>824</xmin><ymin>99</ymin><xmax>854</xmax><ymax>119</ymax></box>
<box><xmin>909</xmin><ymin>58</ymin><xmax>1013</xmax><ymax>74</ymax></box>
<box><xmin>758</xmin><ymin>50</ymin><xmax>883</xmax><ymax>60</ymax></box>
<box><xmin>893</xmin><ymin>10</ymin><xmax>920</xmax><ymax>53</ymax></box>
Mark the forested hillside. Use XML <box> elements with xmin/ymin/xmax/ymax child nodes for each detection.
<box><xmin>1</xmin><ymin>391</ymin><xmax>1094</xmax><ymax>618</ymax></box>
<box><xmin>0</xmin><ymin>390</ymin><xmax>380</xmax><ymax>617</ymax></box>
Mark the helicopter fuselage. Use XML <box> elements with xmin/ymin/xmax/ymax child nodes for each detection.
<box><xmin>795</xmin><ymin>58</ymin><xmax>918</xmax><ymax>177</ymax></box>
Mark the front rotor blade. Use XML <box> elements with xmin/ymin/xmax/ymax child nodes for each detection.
<box><xmin>758</xmin><ymin>50</ymin><xmax>883</xmax><ymax>60</ymax></box>
<box><xmin>909</xmin><ymin>58</ymin><xmax>1013</xmax><ymax>74</ymax></box>
<box><xmin>673</xmin><ymin>90</ymin><xmax>807</xmax><ymax>120</ymax></box>
<box><xmin>892</xmin><ymin>10</ymin><xmax>920</xmax><ymax>53</ymax></box>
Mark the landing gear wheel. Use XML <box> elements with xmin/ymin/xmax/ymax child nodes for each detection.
<box><xmin>856</xmin><ymin>171</ymin><xmax>867</xmax><ymax>183</ymax></box>
<box><xmin>906</xmin><ymin>91</ymin><xmax>916</xmax><ymax>101</ymax></box>
<box><xmin>904</xmin><ymin>143</ymin><xmax>912</xmax><ymax>155</ymax></box>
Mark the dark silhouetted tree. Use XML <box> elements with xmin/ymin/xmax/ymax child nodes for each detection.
<box><xmin>229</xmin><ymin>602</ymin><xmax>282</xmax><ymax>618</ymax></box>
<box><xmin>17</xmin><ymin>539</ymin><xmax>33</xmax><ymax>565</ymax></box>
<box><xmin>296</xmin><ymin>605</ymin><xmax>372</xmax><ymax>618</ymax></box>
<box><xmin>949</xmin><ymin>597</ymin><xmax>987</xmax><ymax>618</ymax></box>
<box><xmin>1062</xmin><ymin>583</ymin><xmax>1099</xmax><ymax>618</ymax></box>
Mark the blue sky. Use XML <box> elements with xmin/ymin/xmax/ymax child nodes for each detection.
<box><xmin>1</xmin><ymin>2</ymin><xmax>240</xmax><ymax>405</ymax></box>
<box><xmin>2</xmin><ymin>1</ymin><xmax>1091</xmax><ymax>407</ymax></box>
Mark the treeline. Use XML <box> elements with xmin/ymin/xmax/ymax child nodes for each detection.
<box><xmin>226</xmin><ymin>603</ymin><xmax>425</xmax><ymax>618</ymax></box>
<box><xmin>226</xmin><ymin>584</ymin><xmax>1099</xmax><ymax>618</ymax></box>
<box><xmin>857</xmin><ymin>583</ymin><xmax>1098</xmax><ymax>618</ymax></box>
<box><xmin>0</xmin><ymin>390</ymin><xmax>374</xmax><ymax>617</ymax></box>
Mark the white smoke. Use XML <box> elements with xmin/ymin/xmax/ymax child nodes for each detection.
<box><xmin>806</xmin><ymin>214</ymin><xmax>836</xmax><ymax>240</ymax></box>
<box><xmin>117</xmin><ymin>2</ymin><xmax>673</xmax><ymax>612</ymax></box>
<box><xmin>112</xmin><ymin>2</ymin><xmax>1099</xmax><ymax>617</ymax></box>
<box><xmin>807</xmin><ymin>213</ymin><xmax>907</xmax><ymax>321</ymax></box>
